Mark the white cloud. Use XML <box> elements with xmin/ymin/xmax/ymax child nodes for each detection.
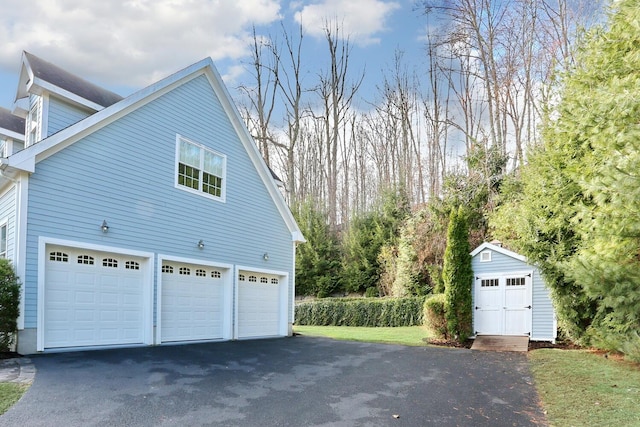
<box><xmin>293</xmin><ymin>0</ymin><xmax>400</xmax><ymax>47</ymax></box>
<box><xmin>0</xmin><ymin>0</ymin><xmax>281</xmax><ymax>90</ymax></box>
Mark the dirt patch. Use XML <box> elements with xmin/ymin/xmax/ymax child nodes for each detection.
<box><xmin>424</xmin><ymin>337</ymin><xmax>473</xmax><ymax>349</ymax></box>
<box><xmin>0</xmin><ymin>352</ymin><xmax>21</xmax><ymax>360</ymax></box>
<box><xmin>528</xmin><ymin>340</ymin><xmax>582</xmax><ymax>351</ymax></box>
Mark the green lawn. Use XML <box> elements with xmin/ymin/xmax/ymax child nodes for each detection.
<box><xmin>0</xmin><ymin>383</ymin><xmax>28</xmax><ymax>415</ymax></box>
<box><xmin>529</xmin><ymin>349</ymin><xmax>640</xmax><ymax>427</ymax></box>
<box><xmin>294</xmin><ymin>325</ymin><xmax>431</xmax><ymax>346</ymax></box>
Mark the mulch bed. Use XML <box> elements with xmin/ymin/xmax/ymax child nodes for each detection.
<box><xmin>0</xmin><ymin>352</ymin><xmax>21</xmax><ymax>360</ymax></box>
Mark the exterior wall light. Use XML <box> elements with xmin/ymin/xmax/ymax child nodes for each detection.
<box><xmin>263</xmin><ymin>253</ymin><xmax>269</xmax><ymax>261</ymax></box>
<box><xmin>101</xmin><ymin>220</ymin><xmax>109</xmax><ymax>233</ymax></box>
<box><xmin>198</xmin><ymin>240</ymin><xmax>205</xmax><ymax>249</ymax></box>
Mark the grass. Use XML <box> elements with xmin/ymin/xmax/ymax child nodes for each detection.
<box><xmin>294</xmin><ymin>325</ymin><xmax>431</xmax><ymax>346</ymax></box>
<box><xmin>0</xmin><ymin>383</ymin><xmax>28</xmax><ymax>415</ymax></box>
<box><xmin>529</xmin><ymin>349</ymin><xmax>640</xmax><ymax>427</ymax></box>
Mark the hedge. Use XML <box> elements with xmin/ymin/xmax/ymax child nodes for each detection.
<box><xmin>294</xmin><ymin>296</ymin><xmax>425</xmax><ymax>327</ymax></box>
<box><xmin>423</xmin><ymin>293</ymin><xmax>447</xmax><ymax>339</ymax></box>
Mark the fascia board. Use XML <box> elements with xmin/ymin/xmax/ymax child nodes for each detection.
<box><xmin>7</xmin><ymin>58</ymin><xmax>214</xmax><ymax>171</ymax></box>
<box><xmin>470</xmin><ymin>242</ymin><xmax>526</xmax><ymax>262</ymax></box>
<box><xmin>201</xmin><ymin>65</ymin><xmax>305</xmax><ymax>244</ymax></box>
<box><xmin>0</xmin><ymin>129</ymin><xmax>24</xmax><ymax>141</ymax></box>
<box><xmin>31</xmin><ymin>77</ymin><xmax>105</xmax><ymax>111</ymax></box>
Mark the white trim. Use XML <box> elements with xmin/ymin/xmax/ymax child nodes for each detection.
<box><xmin>471</xmin><ymin>242</ymin><xmax>526</xmax><ymax>262</ymax></box>
<box><xmin>0</xmin><ymin>129</ymin><xmax>24</xmax><ymax>141</ymax></box>
<box><xmin>31</xmin><ymin>77</ymin><xmax>106</xmax><ymax>112</ymax></box>
<box><xmin>174</xmin><ymin>134</ymin><xmax>227</xmax><ymax>203</ymax></box>
<box><xmin>479</xmin><ymin>250</ymin><xmax>491</xmax><ymax>262</ymax></box>
<box><xmin>156</xmin><ymin>254</ymin><xmax>233</xmax><ymax>344</ymax></box>
<box><xmin>234</xmin><ymin>265</ymin><xmax>290</xmax><ymax>339</ymax></box>
<box><xmin>15</xmin><ymin>173</ymin><xmax>28</xmax><ymax>330</ymax></box>
<box><xmin>0</xmin><ymin>216</ymin><xmax>8</xmax><ymax>260</ymax></box>
<box><xmin>40</xmin><ymin>93</ymin><xmax>49</xmax><ymax>141</ymax></box>
<box><xmin>37</xmin><ymin>237</ymin><xmax>154</xmax><ymax>352</ymax></box>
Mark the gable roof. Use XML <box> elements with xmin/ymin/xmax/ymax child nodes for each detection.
<box><xmin>470</xmin><ymin>242</ymin><xmax>526</xmax><ymax>262</ymax></box>
<box><xmin>0</xmin><ymin>107</ymin><xmax>25</xmax><ymax>140</ymax></box>
<box><xmin>3</xmin><ymin>56</ymin><xmax>304</xmax><ymax>243</ymax></box>
<box><xmin>15</xmin><ymin>52</ymin><xmax>123</xmax><ymax>110</ymax></box>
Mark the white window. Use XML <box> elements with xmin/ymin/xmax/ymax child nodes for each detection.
<box><xmin>26</xmin><ymin>98</ymin><xmax>41</xmax><ymax>147</ymax></box>
<box><xmin>176</xmin><ymin>136</ymin><xmax>226</xmax><ymax>201</ymax></box>
<box><xmin>480</xmin><ymin>251</ymin><xmax>492</xmax><ymax>262</ymax></box>
<box><xmin>0</xmin><ymin>224</ymin><xmax>6</xmax><ymax>258</ymax></box>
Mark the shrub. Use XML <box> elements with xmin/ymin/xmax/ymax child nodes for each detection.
<box><xmin>442</xmin><ymin>206</ymin><xmax>473</xmax><ymax>340</ymax></box>
<box><xmin>295</xmin><ymin>296</ymin><xmax>425</xmax><ymax>327</ymax></box>
<box><xmin>423</xmin><ymin>294</ymin><xmax>447</xmax><ymax>339</ymax></box>
<box><xmin>0</xmin><ymin>259</ymin><xmax>20</xmax><ymax>352</ymax></box>
<box><xmin>365</xmin><ymin>287</ymin><xmax>379</xmax><ymax>298</ymax></box>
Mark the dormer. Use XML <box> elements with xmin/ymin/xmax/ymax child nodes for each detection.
<box><xmin>13</xmin><ymin>51</ymin><xmax>123</xmax><ymax>147</ymax></box>
<box><xmin>0</xmin><ymin>107</ymin><xmax>25</xmax><ymax>157</ymax></box>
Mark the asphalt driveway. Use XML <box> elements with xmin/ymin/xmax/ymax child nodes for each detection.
<box><xmin>0</xmin><ymin>337</ymin><xmax>546</xmax><ymax>426</ymax></box>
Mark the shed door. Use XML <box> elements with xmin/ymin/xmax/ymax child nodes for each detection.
<box><xmin>474</xmin><ymin>274</ymin><xmax>532</xmax><ymax>336</ymax></box>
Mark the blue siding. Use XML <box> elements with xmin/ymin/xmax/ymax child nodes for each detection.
<box><xmin>472</xmin><ymin>247</ymin><xmax>555</xmax><ymax>341</ymax></box>
<box><xmin>47</xmin><ymin>96</ymin><xmax>92</xmax><ymax>136</ymax></box>
<box><xmin>0</xmin><ymin>185</ymin><xmax>16</xmax><ymax>262</ymax></box>
<box><xmin>23</xmin><ymin>75</ymin><xmax>293</xmax><ymax>328</ymax></box>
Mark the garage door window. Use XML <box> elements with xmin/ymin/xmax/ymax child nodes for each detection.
<box><xmin>481</xmin><ymin>278</ymin><xmax>499</xmax><ymax>287</ymax></box>
<box><xmin>50</xmin><ymin>251</ymin><xmax>68</xmax><ymax>262</ymax></box>
<box><xmin>179</xmin><ymin>267</ymin><xmax>190</xmax><ymax>275</ymax></box>
<box><xmin>211</xmin><ymin>271</ymin><xmax>221</xmax><ymax>278</ymax></box>
<box><xmin>78</xmin><ymin>255</ymin><xmax>94</xmax><ymax>265</ymax></box>
<box><xmin>162</xmin><ymin>265</ymin><xmax>174</xmax><ymax>273</ymax></box>
<box><xmin>271</xmin><ymin>278</ymin><xmax>279</xmax><ymax>284</ymax></box>
<box><xmin>239</xmin><ymin>274</ymin><xmax>245</xmax><ymax>281</ymax></box>
<box><xmin>103</xmin><ymin>258</ymin><xmax>118</xmax><ymax>268</ymax></box>
<box><xmin>196</xmin><ymin>269</ymin><xmax>206</xmax><ymax>277</ymax></box>
<box><xmin>126</xmin><ymin>261</ymin><xmax>140</xmax><ymax>270</ymax></box>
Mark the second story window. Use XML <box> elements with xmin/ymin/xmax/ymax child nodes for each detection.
<box><xmin>26</xmin><ymin>97</ymin><xmax>41</xmax><ymax>147</ymax></box>
<box><xmin>176</xmin><ymin>136</ymin><xmax>226</xmax><ymax>201</ymax></box>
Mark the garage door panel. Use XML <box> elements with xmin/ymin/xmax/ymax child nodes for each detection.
<box><xmin>161</xmin><ymin>261</ymin><xmax>226</xmax><ymax>343</ymax></box>
<box><xmin>237</xmin><ymin>271</ymin><xmax>282</xmax><ymax>338</ymax></box>
<box><xmin>44</xmin><ymin>245</ymin><xmax>147</xmax><ymax>349</ymax></box>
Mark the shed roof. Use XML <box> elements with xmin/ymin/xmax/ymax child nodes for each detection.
<box><xmin>470</xmin><ymin>242</ymin><xmax>526</xmax><ymax>262</ymax></box>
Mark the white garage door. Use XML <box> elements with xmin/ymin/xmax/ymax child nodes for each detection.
<box><xmin>44</xmin><ymin>245</ymin><xmax>147</xmax><ymax>349</ymax></box>
<box><xmin>474</xmin><ymin>274</ymin><xmax>532</xmax><ymax>336</ymax></box>
<box><xmin>161</xmin><ymin>261</ymin><xmax>226</xmax><ymax>342</ymax></box>
<box><xmin>237</xmin><ymin>271</ymin><xmax>282</xmax><ymax>338</ymax></box>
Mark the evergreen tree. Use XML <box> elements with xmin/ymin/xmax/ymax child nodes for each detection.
<box><xmin>491</xmin><ymin>0</ymin><xmax>640</xmax><ymax>359</ymax></box>
<box><xmin>294</xmin><ymin>200</ymin><xmax>342</xmax><ymax>297</ymax></box>
<box><xmin>442</xmin><ymin>206</ymin><xmax>473</xmax><ymax>340</ymax></box>
<box><xmin>341</xmin><ymin>188</ymin><xmax>410</xmax><ymax>293</ymax></box>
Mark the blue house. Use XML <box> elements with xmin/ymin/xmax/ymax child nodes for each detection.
<box><xmin>0</xmin><ymin>52</ymin><xmax>304</xmax><ymax>354</ymax></box>
<box><xmin>471</xmin><ymin>242</ymin><xmax>556</xmax><ymax>342</ymax></box>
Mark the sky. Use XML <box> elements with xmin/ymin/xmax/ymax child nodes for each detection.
<box><xmin>0</xmin><ymin>0</ymin><xmax>429</xmax><ymax>111</ymax></box>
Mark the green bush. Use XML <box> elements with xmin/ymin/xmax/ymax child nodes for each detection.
<box><xmin>423</xmin><ymin>293</ymin><xmax>447</xmax><ymax>339</ymax></box>
<box><xmin>0</xmin><ymin>259</ymin><xmax>20</xmax><ymax>352</ymax></box>
<box><xmin>443</xmin><ymin>206</ymin><xmax>473</xmax><ymax>340</ymax></box>
<box><xmin>295</xmin><ymin>296</ymin><xmax>425</xmax><ymax>327</ymax></box>
<box><xmin>365</xmin><ymin>287</ymin><xmax>379</xmax><ymax>298</ymax></box>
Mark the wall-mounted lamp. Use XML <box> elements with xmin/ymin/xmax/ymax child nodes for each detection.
<box><xmin>263</xmin><ymin>253</ymin><xmax>269</xmax><ymax>261</ymax></box>
<box><xmin>101</xmin><ymin>220</ymin><xmax>109</xmax><ymax>233</ymax></box>
<box><xmin>198</xmin><ymin>240</ymin><xmax>205</xmax><ymax>249</ymax></box>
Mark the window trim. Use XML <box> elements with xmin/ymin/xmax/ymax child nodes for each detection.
<box><xmin>0</xmin><ymin>219</ymin><xmax>7</xmax><ymax>259</ymax></box>
<box><xmin>174</xmin><ymin>135</ymin><xmax>226</xmax><ymax>202</ymax></box>
<box><xmin>480</xmin><ymin>250</ymin><xmax>492</xmax><ymax>262</ymax></box>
